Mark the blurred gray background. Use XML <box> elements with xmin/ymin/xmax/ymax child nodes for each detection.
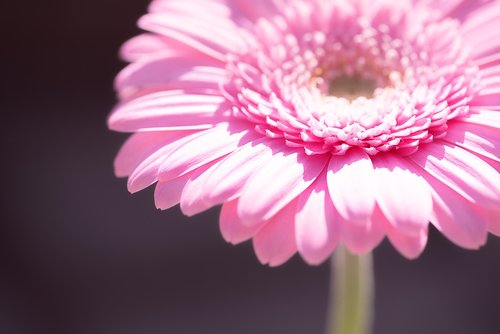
<box><xmin>1</xmin><ymin>1</ymin><xmax>500</xmax><ymax>333</ymax></box>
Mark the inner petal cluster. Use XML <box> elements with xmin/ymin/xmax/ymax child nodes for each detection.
<box><xmin>223</xmin><ymin>3</ymin><xmax>481</xmax><ymax>156</ymax></box>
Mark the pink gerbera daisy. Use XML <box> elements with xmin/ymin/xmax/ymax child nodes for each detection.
<box><xmin>109</xmin><ymin>0</ymin><xmax>500</xmax><ymax>266</ymax></box>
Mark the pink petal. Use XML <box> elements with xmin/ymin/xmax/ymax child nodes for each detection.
<box><xmin>409</xmin><ymin>141</ymin><xmax>500</xmax><ymax>208</ymax></box>
<box><xmin>178</xmin><ymin>157</ymin><xmax>225</xmax><ymax>216</ymax></box>
<box><xmin>387</xmin><ymin>225</ymin><xmax>429</xmax><ymax>259</ymax></box>
<box><xmin>108</xmin><ymin>92</ymin><xmax>229</xmax><ymax>132</ymax></box>
<box><xmin>149</xmin><ymin>0</ymin><xmax>232</xmax><ymax>19</ymax></box>
<box><xmin>340</xmin><ymin>206</ymin><xmax>386</xmax><ymax>255</ymax></box>
<box><xmin>114</xmin><ymin>131</ymin><xmax>191</xmax><ymax>177</ymax></box>
<box><xmin>327</xmin><ymin>149</ymin><xmax>376</xmax><ymax>224</ymax></box>
<box><xmin>219</xmin><ymin>199</ymin><xmax>265</xmax><ymax>244</ymax></box>
<box><xmin>295</xmin><ymin>174</ymin><xmax>339</xmax><ymax>265</ymax></box>
<box><xmin>238</xmin><ymin>149</ymin><xmax>329</xmax><ymax>225</ymax></box>
<box><xmin>427</xmin><ymin>176</ymin><xmax>487</xmax><ymax>249</ymax></box>
<box><xmin>461</xmin><ymin>2</ymin><xmax>500</xmax><ymax>60</ymax></box>
<box><xmin>119</xmin><ymin>34</ymin><xmax>174</xmax><ymax>62</ymax></box>
<box><xmin>227</xmin><ymin>0</ymin><xmax>281</xmax><ymax>22</ymax></box>
<box><xmin>150</xmin><ymin>0</ymin><xmax>279</xmax><ymax>26</ymax></box>
<box><xmin>180</xmin><ymin>138</ymin><xmax>277</xmax><ymax>216</ymax></box>
<box><xmin>126</xmin><ymin>132</ymin><xmax>201</xmax><ymax>193</ymax></box>
<box><xmin>371</xmin><ymin>154</ymin><xmax>433</xmax><ymax>235</ymax></box>
<box><xmin>373</xmin><ymin>197</ymin><xmax>428</xmax><ymax>259</ymax></box>
<box><xmin>252</xmin><ymin>200</ymin><xmax>298</xmax><ymax>266</ymax></box>
<box><xmin>158</xmin><ymin>122</ymin><xmax>256</xmax><ymax>182</ymax></box>
<box><xmin>154</xmin><ymin>171</ymin><xmax>195</xmax><ymax>210</ymax></box>
<box><xmin>458</xmin><ymin>108</ymin><xmax>500</xmax><ymax>128</ymax></box>
<box><xmin>487</xmin><ymin>208</ymin><xmax>500</xmax><ymax>237</ymax></box>
<box><xmin>480</xmin><ymin>75</ymin><xmax>500</xmax><ymax>91</ymax></box>
<box><xmin>115</xmin><ymin>54</ymin><xmax>223</xmax><ymax>94</ymax></box>
<box><xmin>419</xmin><ymin>0</ymin><xmax>472</xmax><ymax>20</ymax></box>
<box><xmin>475</xmin><ymin>52</ymin><xmax>500</xmax><ymax>70</ymax></box>
<box><xmin>443</xmin><ymin>122</ymin><xmax>500</xmax><ymax>162</ymax></box>
<box><xmin>139</xmin><ymin>11</ymin><xmax>249</xmax><ymax>61</ymax></box>
<box><xmin>470</xmin><ymin>87</ymin><xmax>500</xmax><ymax>107</ymax></box>
<box><xmin>418</xmin><ymin>166</ymin><xmax>489</xmax><ymax>249</ymax></box>
<box><xmin>478</xmin><ymin>64</ymin><xmax>500</xmax><ymax>80</ymax></box>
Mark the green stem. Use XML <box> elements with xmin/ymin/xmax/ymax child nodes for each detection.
<box><xmin>326</xmin><ymin>246</ymin><xmax>374</xmax><ymax>334</ymax></box>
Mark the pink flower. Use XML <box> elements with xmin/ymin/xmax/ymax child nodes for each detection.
<box><xmin>109</xmin><ymin>0</ymin><xmax>500</xmax><ymax>266</ymax></box>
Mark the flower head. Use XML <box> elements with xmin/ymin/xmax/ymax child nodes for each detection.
<box><xmin>109</xmin><ymin>0</ymin><xmax>500</xmax><ymax>266</ymax></box>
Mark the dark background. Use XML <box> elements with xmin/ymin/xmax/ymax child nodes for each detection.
<box><xmin>1</xmin><ymin>1</ymin><xmax>500</xmax><ymax>333</ymax></box>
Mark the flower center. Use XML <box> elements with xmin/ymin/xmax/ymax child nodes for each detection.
<box><xmin>312</xmin><ymin>67</ymin><xmax>384</xmax><ymax>101</ymax></box>
<box><xmin>224</xmin><ymin>4</ymin><xmax>480</xmax><ymax>156</ymax></box>
<box><xmin>327</xmin><ymin>75</ymin><xmax>378</xmax><ymax>101</ymax></box>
